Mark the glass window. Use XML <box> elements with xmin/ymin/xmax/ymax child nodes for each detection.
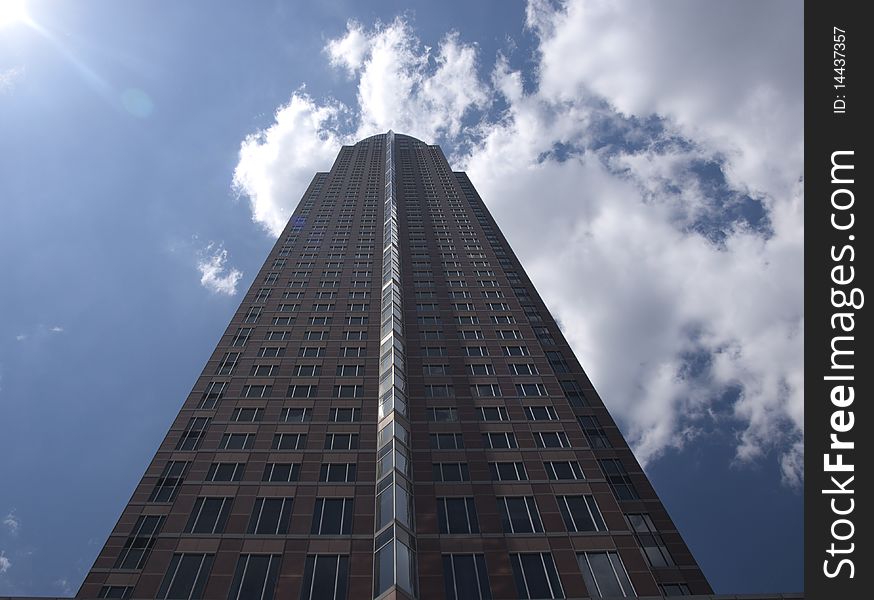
<box><xmin>262</xmin><ymin>463</ymin><xmax>300</xmax><ymax>483</ymax></box>
<box><xmin>206</xmin><ymin>462</ymin><xmax>244</xmax><ymax>482</ymax></box>
<box><xmin>437</xmin><ymin>497</ymin><xmax>479</xmax><ymax>534</ymax></box>
<box><xmin>114</xmin><ymin>515</ymin><xmax>164</xmax><ymax>569</ymax></box>
<box><xmin>300</xmin><ymin>555</ymin><xmax>349</xmax><ymax>600</ymax></box>
<box><xmin>499</xmin><ymin>497</ymin><xmax>542</xmax><ymax>533</ymax></box>
<box><xmin>320</xmin><ymin>463</ymin><xmax>357</xmax><ymax>483</ymax></box>
<box><xmin>488</xmin><ymin>462</ymin><xmax>527</xmax><ymax>481</ymax></box>
<box><xmin>558</xmin><ymin>496</ymin><xmax>606</xmax><ymax>532</ymax></box>
<box><xmin>443</xmin><ymin>554</ymin><xmax>492</xmax><ymax>600</ymax></box>
<box><xmin>247</xmin><ymin>498</ymin><xmax>293</xmax><ymax>535</ymax></box>
<box><xmin>579</xmin><ymin>416</ymin><xmax>612</xmax><ymax>448</ymax></box>
<box><xmin>534</xmin><ymin>431</ymin><xmax>570</xmax><ymax>448</ymax></box>
<box><xmin>430</xmin><ymin>433</ymin><xmax>464</xmax><ymax>449</ymax></box>
<box><xmin>149</xmin><ymin>461</ymin><xmax>188</xmax><ymax>502</ymax></box>
<box><xmin>311</xmin><ymin>498</ymin><xmax>353</xmax><ymax>535</ymax></box>
<box><xmin>510</xmin><ymin>553</ymin><xmax>564</xmax><ymax>600</ymax></box>
<box><xmin>544</xmin><ymin>461</ymin><xmax>585</xmax><ymax>481</ymax></box>
<box><xmin>577</xmin><ymin>552</ymin><xmax>635</xmax><ymax>598</ymax></box>
<box><xmin>599</xmin><ymin>459</ymin><xmax>639</xmax><ymax>500</ymax></box>
<box><xmin>483</xmin><ymin>432</ymin><xmax>517</xmax><ymax>449</ymax></box>
<box><xmin>156</xmin><ymin>553</ymin><xmax>213</xmax><ymax>600</ymax></box>
<box><xmin>184</xmin><ymin>497</ymin><xmax>232</xmax><ymax>534</ymax></box>
<box><xmin>626</xmin><ymin>513</ymin><xmax>675</xmax><ymax>567</ymax></box>
<box><xmin>227</xmin><ymin>554</ymin><xmax>281</xmax><ymax>600</ymax></box>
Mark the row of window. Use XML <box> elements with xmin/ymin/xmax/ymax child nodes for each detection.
<box><xmin>150</xmin><ymin>457</ymin><xmax>638</xmax><ymax>502</ymax></box>
<box><xmin>104</xmin><ymin>549</ymin><xmax>687</xmax><ymax>600</ymax></box>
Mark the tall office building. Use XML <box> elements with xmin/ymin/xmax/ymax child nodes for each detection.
<box><xmin>77</xmin><ymin>132</ymin><xmax>712</xmax><ymax>599</ymax></box>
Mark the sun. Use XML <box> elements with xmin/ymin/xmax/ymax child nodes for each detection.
<box><xmin>0</xmin><ymin>0</ymin><xmax>28</xmax><ymax>28</ymax></box>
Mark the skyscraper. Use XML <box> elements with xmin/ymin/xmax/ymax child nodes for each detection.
<box><xmin>77</xmin><ymin>132</ymin><xmax>712</xmax><ymax>599</ymax></box>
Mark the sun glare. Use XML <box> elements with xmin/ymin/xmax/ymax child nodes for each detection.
<box><xmin>0</xmin><ymin>0</ymin><xmax>28</xmax><ymax>28</ymax></box>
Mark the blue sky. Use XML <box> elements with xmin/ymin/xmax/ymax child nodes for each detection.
<box><xmin>0</xmin><ymin>0</ymin><xmax>802</xmax><ymax>595</ymax></box>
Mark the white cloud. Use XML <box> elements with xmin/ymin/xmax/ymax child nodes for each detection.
<box><xmin>197</xmin><ymin>242</ymin><xmax>242</xmax><ymax>296</ymax></box>
<box><xmin>14</xmin><ymin>334</ymin><xmax>26</xmax><ymax>342</ymax></box>
<box><xmin>2</xmin><ymin>512</ymin><xmax>18</xmax><ymax>535</ymax></box>
<box><xmin>233</xmin><ymin>92</ymin><xmax>347</xmax><ymax>236</ymax></box>
<box><xmin>0</xmin><ymin>551</ymin><xmax>10</xmax><ymax>574</ymax></box>
<box><xmin>50</xmin><ymin>326</ymin><xmax>64</xmax><ymax>333</ymax></box>
<box><xmin>232</xmin><ymin>1</ymin><xmax>803</xmax><ymax>484</ymax></box>
<box><xmin>0</xmin><ymin>66</ymin><xmax>24</xmax><ymax>94</ymax></box>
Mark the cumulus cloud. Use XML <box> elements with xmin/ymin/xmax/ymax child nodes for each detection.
<box><xmin>197</xmin><ymin>242</ymin><xmax>242</xmax><ymax>296</ymax></box>
<box><xmin>0</xmin><ymin>66</ymin><xmax>24</xmax><ymax>94</ymax></box>
<box><xmin>0</xmin><ymin>551</ymin><xmax>10</xmax><ymax>574</ymax></box>
<box><xmin>2</xmin><ymin>512</ymin><xmax>19</xmax><ymax>535</ymax></box>
<box><xmin>231</xmin><ymin>1</ymin><xmax>803</xmax><ymax>484</ymax></box>
<box><xmin>49</xmin><ymin>326</ymin><xmax>64</xmax><ymax>333</ymax></box>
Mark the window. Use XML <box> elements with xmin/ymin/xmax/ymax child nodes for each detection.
<box><xmin>198</xmin><ymin>381</ymin><xmax>227</xmax><ymax>409</ymax></box>
<box><xmin>467</xmin><ymin>363</ymin><xmax>495</xmax><ymax>375</ymax></box>
<box><xmin>184</xmin><ymin>497</ymin><xmax>231</xmax><ymax>534</ymax></box>
<box><xmin>424</xmin><ymin>364</ymin><xmax>449</xmax><ymax>375</ymax></box>
<box><xmin>221</xmin><ymin>433</ymin><xmax>255</xmax><ymax>450</ymax></box>
<box><xmin>516</xmin><ymin>383</ymin><xmax>547</xmax><ymax>397</ymax></box>
<box><xmin>262</xmin><ymin>463</ymin><xmax>300</xmax><ymax>482</ymax></box>
<box><xmin>429</xmin><ymin>407</ymin><xmax>458</xmax><ymax>422</ymax></box>
<box><xmin>443</xmin><ymin>554</ymin><xmax>492</xmax><ymax>600</ymax></box>
<box><xmin>271</xmin><ymin>316</ymin><xmax>294</xmax><ymax>326</ymax></box>
<box><xmin>330</xmin><ymin>408</ymin><xmax>360</xmax><ymax>422</ymax></box>
<box><xmin>243</xmin><ymin>307</ymin><xmax>262</xmax><ymax>324</ymax></box>
<box><xmin>282</xmin><ymin>408</ymin><xmax>311</xmax><ymax>423</ymax></box>
<box><xmin>423</xmin><ymin>347</ymin><xmax>448</xmax><ymax>357</ymax></box>
<box><xmin>600</xmin><ymin>459</ymin><xmax>639</xmax><ymax>500</ymax></box>
<box><xmin>293</xmin><ymin>364</ymin><xmax>322</xmax><ymax>377</ymax></box>
<box><xmin>288</xmin><ymin>384</ymin><xmax>318</xmax><ymax>398</ymax></box>
<box><xmin>231</xmin><ymin>327</ymin><xmax>252</xmax><ymax>347</ymax></box>
<box><xmin>425</xmin><ymin>384</ymin><xmax>454</xmax><ymax>397</ymax></box>
<box><xmin>430</xmin><ymin>433</ymin><xmax>464</xmax><ymax>449</ymax></box>
<box><xmin>98</xmin><ymin>587</ymin><xmax>132</xmax><ymax>599</ymax></box>
<box><xmin>509</xmin><ymin>363</ymin><xmax>538</xmax><ymax>375</ymax></box>
<box><xmin>309</xmin><ymin>316</ymin><xmax>332</xmax><ymax>325</ymax></box>
<box><xmin>272</xmin><ymin>433</ymin><xmax>306</xmax><ymax>450</ymax></box>
<box><xmin>437</xmin><ymin>497</ymin><xmax>480</xmax><ymax>533</ymax></box>
<box><xmin>545</xmin><ymin>461</ymin><xmax>585</xmax><ymax>480</ymax></box>
<box><xmin>472</xmin><ymin>383</ymin><xmax>501</xmax><ymax>397</ymax></box>
<box><xmin>242</xmin><ymin>384</ymin><xmax>272</xmax><ymax>398</ymax></box>
<box><xmin>464</xmin><ymin>346</ymin><xmax>489</xmax><ymax>357</ymax></box>
<box><xmin>577</xmin><ymin>552</ymin><xmax>635</xmax><ymax>598</ymax></box>
<box><xmin>489</xmin><ymin>462</ymin><xmax>527</xmax><ymax>481</ymax></box>
<box><xmin>510</xmin><ymin>553</ymin><xmax>564</xmax><ymax>600</ymax></box>
<box><xmin>251</xmin><ymin>364</ymin><xmax>278</xmax><ymax>377</ymax></box>
<box><xmin>324</xmin><ymin>433</ymin><xmax>358</xmax><ymax>450</ymax></box>
<box><xmin>499</xmin><ymin>497</ymin><xmax>542</xmax><ymax>533</ymax></box>
<box><xmin>422</xmin><ymin>330</ymin><xmax>444</xmax><ymax>340</ymax></box>
<box><xmin>156</xmin><ymin>554</ymin><xmax>213</xmax><ymax>600</ymax></box>
<box><xmin>560</xmin><ymin>380</ymin><xmax>587</xmax><ymax>407</ymax></box>
<box><xmin>626</xmin><ymin>513</ymin><xmax>675</xmax><ymax>567</ymax></box>
<box><xmin>497</xmin><ymin>330</ymin><xmax>522</xmax><ymax>340</ymax></box>
<box><xmin>227</xmin><ymin>554</ymin><xmax>281</xmax><ymax>600</ymax></box>
<box><xmin>216</xmin><ymin>352</ymin><xmax>240</xmax><ymax>375</ymax></box>
<box><xmin>660</xmin><ymin>583</ymin><xmax>692</xmax><ymax>596</ymax></box>
<box><xmin>342</xmin><ymin>346</ymin><xmax>366</xmax><ymax>357</ymax></box>
<box><xmin>433</xmin><ymin>463</ymin><xmax>469</xmax><ymax>482</ymax></box>
<box><xmin>206</xmin><ymin>462</ymin><xmax>244</xmax><ymax>482</ymax></box>
<box><xmin>300</xmin><ymin>555</ymin><xmax>349</xmax><ymax>600</ymax></box>
<box><xmin>114</xmin><ymin>515</ymin><xmax>164</xmax><ymax>569</ymax></box>
<box><xmin>578</xmin><ymin>415</ymin><xmax>611</xmax><ymax>448</ymax></box>
<box><xmin>545</xmin><ymin>351</ymin><xmax>569</xmax><ymax>373</ymax></box>
<box><xmin>311</xmin><ymin>498</ymin><xmax>353</xmax><ymax>534</ymax></box>
<box><xmin>258</xmin><ymin>346</ymin><xmax>286</xmax><ymax>358</ymax></box>
<box><xmin>304</xmin><ymin>330</ymin><xmax>328</xmax><ymax>341</ymax></box>
<box><xmin>478</xmin><ymin>406</ymin><xmax>508</xmax><ymax>421</ymax></box>
<box><xmin>248</xmin><ymin>498</ymin><xmax>293</xmax><ymax>535</ymax></box>
<box><xmin>534</xmin><ymin>431</ymin><xmax>570</xmax><ymax>448</ymax></box>
<box><xmin>320</xmin><ymin>463</ymin><xmax>357</xmax><ymax>482</ymax></box>
<box><xmin>343</xmin><ymin>330</ymin><xmax>368</xmax><ymax>340</ymax></box>
<box><xmin>502</xmin><ymin>345</ymin><xmax>529</xmax><ymax>356</ymax></box>
<box><xmin>149</xmin><ymin>461</ymin><xmax>188</xmax><ymax>502</ymax></box>
<box><xmin>176</xmin><ymin>417</ymin><xmax>210</xmax><ymax>451</ymax></box>
<box><xmin>483</xmin><ymin>432</ymin><xmax>517</xmax><ymax>449</ymax></box>
<box><xmin>334</xmin><ymin>385</ymin><xmax>364</xmax><ymax>398</ymax></box>
<box><xmin>460</xmin><ymin>330</ymin><xmax>484</xmax><ymax>340</ymax></box>
<box><xmin>525</xmin><ymin>406</ymin><xmax>557</xmax><ymax>421</ymax></box>
<box><xmin>298</xmin><ymin>347</ymin><xmax>325</xmax><ymax>358</ymax></box>
<box><xmin>558</xmin><ymin>496</ymin><xmax>606</xmax><ymax>532</ymax></box>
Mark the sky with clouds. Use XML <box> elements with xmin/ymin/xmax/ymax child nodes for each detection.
<box><xmin>0</xmin><ymin>0</ymin><xmax>802</xmax><ymax>595</ymax></box>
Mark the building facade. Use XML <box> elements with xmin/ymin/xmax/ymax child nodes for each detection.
<box><xmin>76</xmin><ymin>132</ymin><xmax>712</xmax><ymax>599</ymax></box>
